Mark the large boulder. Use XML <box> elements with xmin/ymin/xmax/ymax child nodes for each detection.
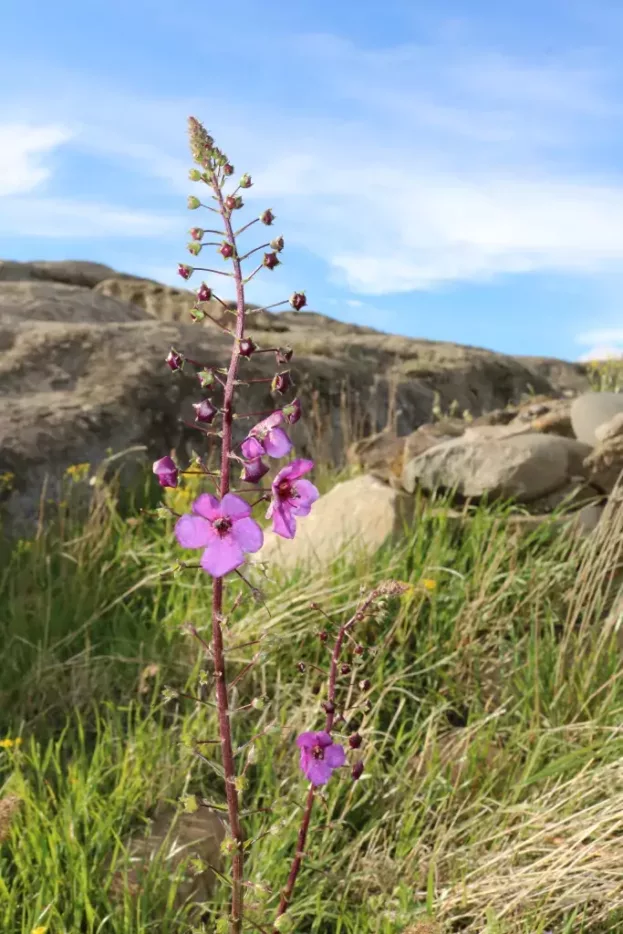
<box><xmin>595</xmin><ymin>412</ymin><xmax>623</xmax><ymax>443</ymax></box>
<box><xmin>402</xmin><ymin>432</ymin><xmax>593</xmax><ymax>503</ymax></box>
<box><xmin>0</xmin><ymin>281</ymin><xmax>150</xmax><ymax>324</ymax></box>
<box><xmin>570</xmin><ymin>392</ymin><xmax>623</xmax><ymax>445</ymax></box>
<box><xmin>254</xmin><ymin>475</ymin><xmax>414</xmax><ymax>572</ymax></box>
<box><xmin>0</xmin><ymin>259</ymin><xmax>124</xmax><ymax>288</ymax></box>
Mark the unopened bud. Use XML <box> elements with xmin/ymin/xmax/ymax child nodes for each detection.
<box><xmin>223</xmin><ymin>163</ymin><xmax>234</xmax><ymax>176</ymax></box>
<box><xmin>193</xmin><ymin>399</ymin><xmax>218</xmax><ymax>424</ymax></box>
<box><xmin>272</xmin><ymin>370</ymin><xmax>292</xmax><ymax>394</ymax></box>
<box><xmin>225</xmin><ymin>194</ymin><xmax>243</xmax><ymax>211</ymax></box>
<box><xmin>187</xmin><ymin>241</ymin><xmax>202</xmax><ymax>256</ymax></box>
<box><xmin>263</xmin><ymin>251</ymin><xmax>280</xmax><ymax>270</ymax></box>
<box><xmin>220</xmin><ymin>835</ymin><xmax>237</xmax><ymax>855</ymax></box>
<box><xmin>276</xmin><ymin>346</ymin><xmax>293</xmax><ymax>365</ymax></box>
<box><xmin>296</xmin><ymin>662</ymin><xmax>306</xmax><ymax>673</ymax></box>
<box><xmin>162</xmin><ymin>686</ymin><xmax>179</xmax><ymax>702</ymax></box>
<box><xmin>359</xmin><ymin>679</ymin><xmax>371</xmax><ymax>691</ymax></box>
<box><xmin>341</xmin><ymin>663</ymin><xmax>351</xmax><ymax>675</ymax></box>
<box><xmin>354</xmin><ymin>644</ymin><xmax>364</xmax><ymax>655</ymax></box>
<box><xmin>219</xmin><ymin>241</ymin><xmax>234</xmax><ymax>259</ymax></box>
<box><xmin>239</xmin><ymin>173</ymin><xmax>252</xmax><ymax>188</ymax></box>
<box><xmin>241</xmin><ymin>458</ymin><xmax>269</xmax><ymax>484</ymax></box>
<box><xmin>238</xmin><ymin>337</ymin><xmax>257</xmax><ymax>358</ymax></box>
<box><xmin>318</xmin><ymin>630</ymin><xmax>328</xmax><ymax>642</ymax></box>
<box><xmin>289</xmin><ymin>291</ymin><xmax>307</xmax><ymax>311</ymax></box>
<box><xmin>352</xmin><ymin>761</ymin><xmax>365</xmax><ymax>781</ymax></box>
<box><xmin>349</xmin><ymin>733</ymin><xmax>363</xmax><ymax>749</ymax></box>
<box><xmin>282</xmin><ymin>398</ymin><xmax>302</xmax><ymax>424</ymax></box>
<box><xmin>190</xmin><ymin>227</ymin><xmax>204</xmax><ymax>241</ymax></box>
<box><xmin>260</xmin><ymin>209</ymin><xmax>275</xmax><ymax>225</ymax></box>
<box><xmin>178</xmin><ymin>263</ymin><xmax>194</xmax><ymax>280</ymax></box>
<box><xmin>187</xmin><ymin>196</ymin><xmax>201</xmax><ymax>210</ymax></box>
<box><xmin>190</xmin><ymin>307</ymin><xmax>206</xmax><ymax>323</ymax></box>
<box><xmin>322</xmin><ymin>700</ymin><xmax>335</xmax><ymax>714</ymax></box>
<box><xmin>196</xmin><ymin>282</ymin><xmax>212</xmax><ymax>302</ymax></box>
<box><xmin>198</xmin><ymin>369</ymin><xmax>215</xmax><ymax>389</ymax></box>
<box><xmin>270</xmin><ymin>235</ymin><xmax>284</xmax><ymax>253</ymax></box>
<box><xmin>189</xmin><ymin>169</ymin><xmax>202</xmax><ymax>182</ymax></box>
<box><xmin>251</xmin><ymin>696</ymin><xmax>265</xmax><ymax>710</ymax></box>
<box><xmin>181</xmin><ymin>793</ymin><xmax>199</xmax><ymax>813</ymax></box>
<box><xmin>166</xmin><ymin>349</ymin><xmax>184</xmax><ymax>371</ymax></box>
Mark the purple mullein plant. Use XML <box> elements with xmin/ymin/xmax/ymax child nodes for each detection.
<box><xmin>152</xmin><ymin>117</ymin><xmax>407</xmax><ymax>934</ymax></box>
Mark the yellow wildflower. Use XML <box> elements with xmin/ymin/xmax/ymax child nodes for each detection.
<box><xmin>421</xmin><ymin>579</ymin><xmax>437</xmax><ymax>591</ymax></box>
<box><xmin>31</xmin><ymin>927</ymin><xmax>48</xmax><ymax>934</ymax></box>
<box><xmin>0</xmin><ymin>737</ymin><xmax>23</xmax><ymax>749</ymax></box>
<box><xmin>64</xmin><ymin>462</ymin><xmax>90</xmax><ymax>482</ymax></box>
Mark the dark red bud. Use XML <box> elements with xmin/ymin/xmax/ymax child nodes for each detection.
<box><xmin>270</xmin><ymin>236</ymin><xmax>284</xmax><ymax>252</ymax></box>
<box><xmin>348</xmin><ymin>733</ymin><xmax>363</xmax><ymax>749</ymax></box>
<box><xmin>189</xmin><ymin>227</ymin><xmax>204</xmax><ymax>241</ymax></box>
<box><xmin>196</xmin><ymin>283</ymin><xmax>212</xmax><ymax>302</ymax></box>
<box><xmin>354</xmin><ymin>644</ymin><xmax>364</xmax><ymax>656</ymax></box>
<box><xmin>341</xmin><ymin>663</ymin><xmax>351</xmax><ymax>675</ymax></box>
<box><xmin>359</xmin><ymin>679</ymin><xmax>371</xmax><ymax>691</ymax></box>
<box><xmin>263</xmin><ymin>251</ymin><xmax>280</xmax><ymax>270</ymax></box>
<box><xmin>322</xmin><ymin>701</ymin><xmax>335</xmax><ymax>714</ymax></box>
<box><xmin>260</xmin><ymin>209</ymin><xmax>275</xmax><ymax>225</ymax></box>
<box><xmin>272</xmin><ymin>370</ymin><xmax>292</xmax><ymax>394</ymax></box>
<box><xmin>276</xmin><ymin>346</ymin><xmax>293</xmax><ymax>365</ymax></box>
<box><xmin>296</xmin><ymin>662</ymin><xmax>306</xmax><ymax>673</ymax></box>
<box><xmin>178</xmin><ymin>263</ymin><xmax>193</xmax><ymax>280</ymax></box>
<box><xmin>238</xmin><ymin>337</ymin><xmax>257</xmax><ymax>358</ymax></box>
<box><xmin>223</xmin><ymin>163</ymin><xmax>234</xmax><ymax>176</ymax></box>
<box><xmin>219</xmin><ymin>242</ymin><xmax>234</xmax><ymax>259</ymax></box>
<box><xmin>289</xmin><ymin>291</ymin><xmax>307</xmax><ymax>311</ymax></box>
<box><xmin>166</xmin><ymin>349</ymin><xmax>184</xmax><ymax>371</ymax></box>
<box><xmin>282</xmin><ymin>398</ymin><xmax>302</xmax><ymax>424</ymax></box>
<box><xmin>225</xmin><ymin>194</ymin><xmax>243</xmax><ymax>211</ymax></box>
<box><xmin>239</xmin><ymin>174</ymin><xmax>252</xmax><ymax>189</ymax></box>
<box><xmin>352</xmin><ymin>761</ymin><xmax>364</xmax><ymax>781</ymax></box>
<box><xmin>193</xmin><ymin>399</ymin><xmax>218</xmax><ymax>424</ymax></box>
<box><xmin>318</xmin><ymin>630</ymin><xmax>328</xmax><ymax>642</ymax></box>
<box><xmin>241</xmin><ymin>458</ymin><xmax>269</xmax><ymax>484</ymax></box>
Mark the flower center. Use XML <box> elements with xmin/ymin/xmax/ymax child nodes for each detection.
<box><xmin>213</xmin><ymin>517</ymin><xmax>233</xmax><ymax>536</ymax></box>
<box><xmin>277</xmin><ymin>479</ymin><xmax>294</xmax><ymax>501</ymax></box>
<box><xmin>312</xmin><ymin>744</ymin><xmax>325</xmax><ymax>760</ymax></box>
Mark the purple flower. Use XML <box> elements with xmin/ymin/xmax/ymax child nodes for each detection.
<box><xmin>267</xmin><ymin>459</ymin><xmax>319</xmax><ymax>539</ymax></box>
<box><xmin>153</xmin><ymin>456</ymin><xmax>179</xmax><ymax>489</ymax></box>
<box><xmin>241</xmin><ymin>458</ymin><xmax>269</xmax><ymax>484</ymax></box>
<box><xmin>175</xmin><ymin>493</ymin><xmax>263</xmax><ymax>577</ymax></box>
<box><xmin>241</xmin><ymin>411</ymin><xmax>292</xmax><ymax>460</ymax></box>
<box><xmin>297</xmin><ymin>731</ymin><xmax>345</xmax><ymax>786</ymax></box>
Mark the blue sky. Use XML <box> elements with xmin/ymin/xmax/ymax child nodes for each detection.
<box><xmin>2</xmin><ymin>0</ymin><xmax>623</xmax><ymax>361</ymax></box>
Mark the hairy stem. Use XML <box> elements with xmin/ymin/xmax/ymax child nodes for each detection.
<box><xmin>211</xmin><ymin>179</ymin><xmax>250</xmax><ymax>934</ymax></box>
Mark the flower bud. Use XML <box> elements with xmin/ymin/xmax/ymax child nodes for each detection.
<box><xmin>354</xmin><ymin>644</ymin><xmax>364</xmax><ymax>656</ymax></box>
<box><xmin>296</xmin><ymin>662</ymin><xmax>306</xmax><ymax>673</ymax></box>
<box><xmin>196</xmin><ymin>282</ymin><xmax>212</xmax><ymax>302</ymax></box>
<box><xmin>270</xmin><ymin>235</ymin><xmax>284</xmax><ymax>252</ymax></box>
<box><xmin>190</xmin><ymin>307</ymin><xmax>206</xmax><ymax>323</ymax></box>
<box><xmin>348</xmin><ymin>733</ymin><xmax>362</xmax><ymax>749</ymax></box>
<box><xmin>225</xmin><ymin>194</ymin><xmax>243</xmax><ymax>211</ymax></box>
<box><xmin>187</xmin><ymin>196</ymin><xmax>201</xmax><ymax>210</ymax></box>
<box><xmin>260</xmin><ymin>209</ymin><xmax>275</xmax><ymax>225</ymax></box>
<box><xmin>223</xmin><ymin>163</ymin><xmax>234</xmax><ymax>176</ymax></box>
<box><xmin>318</xmin><ymin>630</ymin><xmax>328</xmax><ymax>642</ymax></box>
<box><xmin>198</xmin><ymin>369</ymin><xmax>215</xmax><ymax>389</ymax></box>
<box><xmin>352</xmin><ymin>761</ymin><xmax>365</xmax><ymax>781</ymax></box>
<box><xmin>289</xmin><ymin>291</ymin><xmax>307</xmax><ymax>310</ymax></box>
<box><xmin>322</xmin><ymin>700</ymin><xmax>335</xmax><ymax>714</ymax></box>
<box><xmin>238</xmin><ymin>337</ymin><xmax>257</xmax><ymax>358</ymax></box>
<box><xmin>341</xmin><ymin>663</ymin><xmax>351</xmax><ymax>675</ymax></box>
<box><xmin>239</xmin><ymin>173</ymin><xmax>252</xmax><ymax>188</ymax></box>
<box><xmin>251</xmin><ymin>696</ymin><xmax>265</xmax><ymax>710</ymax></box>
<box><xmin>276</xmin><ymin>346</ymin><xmax>293</xmax><ymax>365</ymax></box>
<box><xmin>187</xmin><ymin>241</ymin><xmax>202</xmax><ymax>256</ymax></box>
<box><xmin>282</xmin><ymin>398</ymin><xmax>302</xmax><ymax>424</ymax></box>
<box><xmin>166</xmin><ymin>349</ymin><xmax>183</xmax><ymax>371</ymax></box>
<box><xmin>219</xmin><ymin>241</ymin><xmax>234</xmax><ymax>259</ymax></box>
<box><xmin>178</xmin><ymin>263</ymin><xmax>193</xmax><ymax>280</ymax></box>
<box><xmin>359</xmin><ymin>679</ymin><xmax>371</xmax><ymax>691</ymax></box>
<box><xmin>189</xmin><ymin>227</ymin><xmax>204</xmax><ymax>241</ymax></box>
<box><xmin>263</xmin><ymin>251</ymin><xmax>280</xmax><ymax>270</ymax></box>
<box><xmin>272</xmin><ymin>370</ymin><xmax>292</xmax><ymax>394</ymax></box>
<box><xmin>193</xmin><ymin>399</ymin><xmax>218</xmax><ymax>424</ymax></box>
<box><xmin>241</xmin><ymin>458</ymin><xmax>269</xmax><ymax>484</ymax></box>
<box><xmin>189</xmin><ymin>168</ymin><xmax>202</xmax><ymax>182</ymax></box>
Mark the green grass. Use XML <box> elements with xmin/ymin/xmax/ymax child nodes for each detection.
<box><xmin>1</xmin><ymin>472</ymin><xmax>623</xmax><ymax>934</ymax></box>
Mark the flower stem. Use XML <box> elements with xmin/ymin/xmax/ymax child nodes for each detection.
<box><xmin>274</xmin><ymin>785</ymin><xmax>315</xmax><ymax>927</ymax></box>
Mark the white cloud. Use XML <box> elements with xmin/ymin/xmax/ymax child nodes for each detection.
<box><xmin>0</xmin><ymin>124</ymin><xmax>72</xmax><ymax>196</ymax></box>
<box><xmin>578</xmin><ymin>345</ymin><xmax>623</xmax><ymax>361</ymax></box>
<box><xmin>0</xmin><ymin>197</ymin><xmax>179</xmax><ymax>238</ymax></box>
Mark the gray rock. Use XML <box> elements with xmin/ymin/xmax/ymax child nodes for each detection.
<box><xmin>0</xmin><ymin>258</ymin><xmax>123</xmax><ymax>288</ymax></box>
<box><xmin>583</xmin><ymin>436</ymin><xmax>623</xmax><ymax>493</ymax></box>
<box><xmin>595</xmin><ymin>412</ymin><xmax>623</xmax><ymax>443</ymax></box>
<box><xmin>571</xmin><ymin>392</ymin><xmax>623</xmax><ymax>445</ymax></box>
<box><xmin>402</xmin><ymin>433</ymin><xmax>593</xmax><ymax>503</ymax></box>
<box><xmin>0</xmin><ymin>281</ymin><xmax>150</xmax><ymax>324</ymax></box>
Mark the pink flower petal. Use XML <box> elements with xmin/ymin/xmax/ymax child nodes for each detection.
<box><xmin>271</xmin><ymin>502</ymin><xmax>296</xmax><ymax>539</ymax></box>
<box><xmin>221</xmin><ymin>493</ymin><xmax>252</xmax><ymax>519</ymax></box>
<box><xmin>231</xmin><ymin>516</ymin><xmax>264</xmax><ymax>554</ymax></box>
<box><xmin>241</xmin><ymin>436</ymin><xmax>265</xmax><ymax>459</ymax></box>
<box><xmin>175</xmin><ymin>514</ymin><xmax>215</xmax><ymax>549</ymax></box>
<box><xmin>297</xmin><ymin>731</ymin><xmax>320</xmax><ymax>749</ymax></box>
<box><xmin>252</xmin><ymin>411</ymin><xmax>283</xmax><ymax>435</ymax></box>
<box><xmin>263</xmin><ymin>427</ymin><xmax>292</xmax><ymax>458</ymax></box>
<box><xmin>274</xmin><ymin>458</ymin><xmax>314</xmax><ymax>485</ymax></box>
<box><xmin>324</xmin><ymin>743</ymin><xmax>346</xmax><ymax>769</ymax></box>
<box><xmin>291</xmin><ymin>479</ymin><xmax>320</xmax><ymax>514</ymax></box>
<box><xmin>192</xmin><ymin>494</ymin><xmax>220</xmax><ymax>520</ymax></box>
<box><xmin>200</xmin><ymin>536</ymin><xmax>245</xmax><ymax>577</ymax></box>
<box><xmin>306</xmin><ymin>759</ymin><xmax>333</xmax><ymax>786</ymax></box>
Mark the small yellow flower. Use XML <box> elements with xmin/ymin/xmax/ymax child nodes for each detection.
<box><xmin>421</xmin><ymin>579</ymin><xmax>437</xmax><ymax>591</ymax></box>
<box><xmin>64</xmin><ymin>462</ymin><xmax>90</xmax><ymax>482</ymax></box>
<box><xmin>31</xmin><ymin>927</ymin><xmax>47</xmax><ymax>934</ymax></box>
<box><xmin>0</xmin><ymin>737</ymin><xmax>23</xmax><ymax>749</ymax></box>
